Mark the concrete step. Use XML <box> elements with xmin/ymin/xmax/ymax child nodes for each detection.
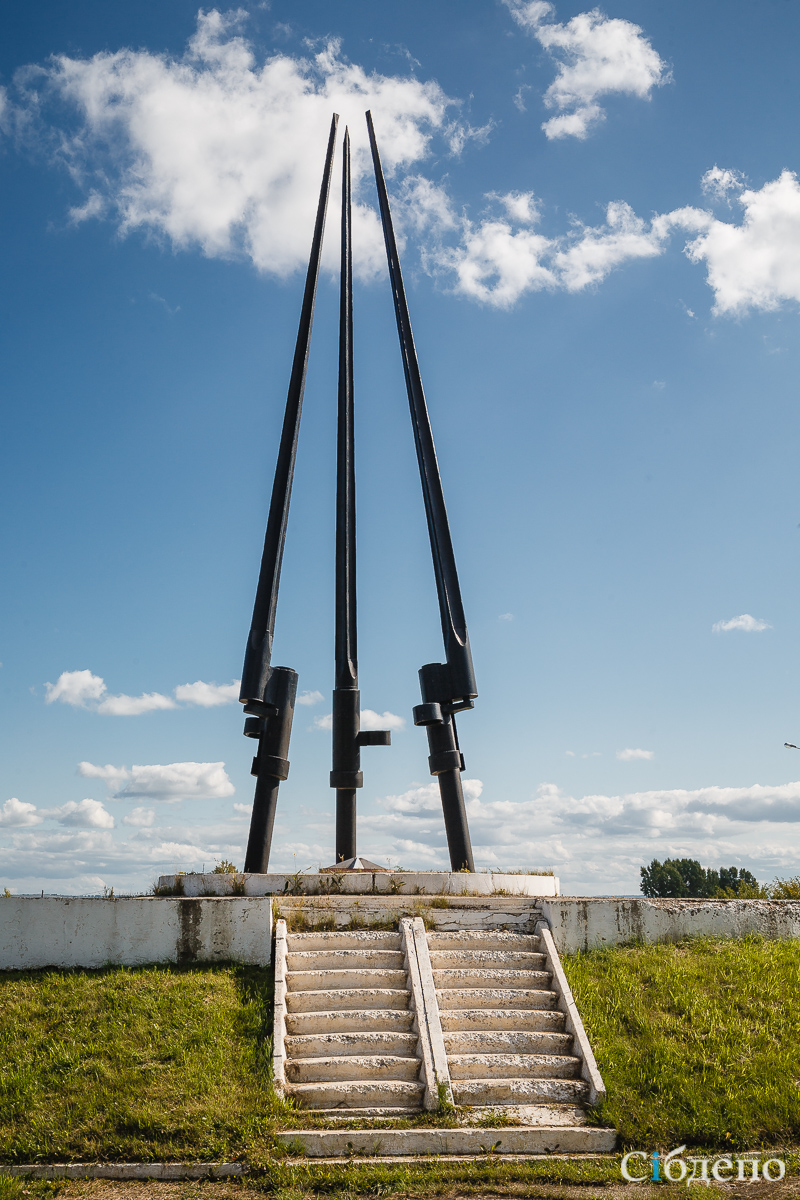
<box><xmin>287</xmin><ymin>931</ymin><xmax>401</xmax><ymax>951</ymax></box>
<box><xmin>437</xmin><ymin>988</ymin><xmax>557</xmax><ymax>1010</ymax></box>
<box><xmin>287</xmin><ymin>988</ymin><xmax>410</xmax><ymax>1013</ymax></box>
<box><xmin>429</xmin><ymin>950</ymin><xmax>546</xmax><ymax>969</ymax></box>
<box><xmin>286</xmin><ymin>1031</ymin><xmax>419</xmax><ymax>1058</ymax></box>
<box><xmin>287</xmin><ymin>949</ymin><xmax>404</xmax><ymax>971</ymax></box>
<box><xmin>443</xmin><ymin>1030</ymin><xmax>573</xmax><ymax>1055</ymax></box>
<box><xmin>289</xmin><ymin>1079</ymin><xmax>425</xmax><ymax>1110</ymax></box>
<box><xmin>286</xmin><ymin>1008</ymin><xmax>415</xmax><ymax>1035</ymax></box>
<box><xmin>468</xmin><ymin>1103</ymin><xmax>590</xmax><ymax>1127</ymax></box>
<box><xmin>427</xmin><ymin>931</ymin><xmax>540</xmax><ymax>951</ymax></box>
<box><xmin>432</xmin><ymin>968</ymin><xmax>551</xmax><ymax>989</ymax></box>
<box><xmin>273</xmin><ymin>1126</ymin><xmax>618</xmax><ymax>1155</ymax></box>
<box><xmin>448</xmin><ymin>1053</ymin><xmax>581</xmax><ymax>1080</ymax></box>
<box><xmin>306</xmin><ymin>1107</ymin><xmax>423</xmax><ymax>1118</ymax></box>
<box><xmin>451</xmin><ymin>1078</ymin><xmax>590</xmax><ymax>1105</ymax></box>
<box><xmin>438</xmin><ymin>1008</ymin><xmax>566</xmax><ymax>1032</ymax></box>
<box><xmin>288</xmin><ymin>968</ymin><xmax>408</xmax><ymax>991</ymax></box>
<box><xmin>286</xmin><ymin>1054</ymin><xmax>421</xmax><ymax>1084</ymax></box>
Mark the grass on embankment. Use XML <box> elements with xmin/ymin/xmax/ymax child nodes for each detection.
<box><xmin>563</xmin><ymin>934</ymin><xmax>800</xmax><ymax>1149</ymax></box>
<box><xmin>2</xmin><ymin>935</ymin><xmax>800</xmax><ymax>1167</ymax></box>
<box><xmin>0</xmin><ymin>965</ymin><xmax>279</xmax><ymax>1163</ymax></box>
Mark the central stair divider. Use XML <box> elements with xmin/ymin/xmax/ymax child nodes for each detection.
<box><xmin>399</xmin><ymin>917</ymin><xmax>453</xmax><ymax>1108</ymax></box>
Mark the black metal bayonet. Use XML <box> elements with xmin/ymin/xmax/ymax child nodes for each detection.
<box><xmin>366</xmin><ymin>111</ymin><xmax>476</xmax><ymax>872</ymax></box>
<box><xmin>330</xmin><ymin>127</ymin><xmax>391</xmax><ymax>864</ymax></box>
<box><xmin>240</xmin><ymin>113</ymin><xmax>339</xmax><ymax>873</ymax></box>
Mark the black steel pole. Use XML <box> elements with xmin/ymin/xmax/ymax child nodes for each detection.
<box><xmin>240</xmin><ymin>114</ymin><xmax>338</xmax><ymax>874</ymax></box>
<box><xmin>240</xmin><ymin>112</ymin><xmax>339</xmax><ymax>710</ymax></box>
<box><xmin>366</xmin><ymin>110</ymin><xmax>475</xmax><ymax>872</ymax></box>
<box><xmin>332</xmin><ymin>127</ymin><xmax>359</xmax><ymax>862</ymax></box>
<box><xmin>330</xmin><ymin>127</ymin><xmax>390</xmax><ymax>864</ymax></box>
<box><xmin>243</xmin><ymin>666</ymin><xmax>297</xmax><ymax>873</ymax></box>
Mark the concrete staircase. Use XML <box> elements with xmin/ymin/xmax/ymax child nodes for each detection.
<box><xmin>429</xmin><ymin>928</ymin><xmax>595</xmax><ymax>1110</ymax></box>
<box><xmin>275</xmin><ymin>927</ymin><xmax>425</xmax><ymax>1113</ymax></box>
<box><xmin>272</xmin><ymin>914</ymin><xmax>615</xmax><ymax>1154</ymax></box>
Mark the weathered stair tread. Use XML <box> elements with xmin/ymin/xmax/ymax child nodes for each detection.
<box><xmin>287</xmin><ymin>988</ymin><xmax>410</xmax><ymax>1012</ymax></box>
<box><xmin>436</xmin><ymin>987</ymin><xmax>558</xmax><ymax>1009</ymax></box>
<box><xmin>287</xmin><ymin>931</ymin><xmax>401</xmax><ymax>951</ymax></box>
<box><xmin>433</xmin><ymin>968</ymin><xmax>551</xmax><ymax>988</ymax></box>
<box><xmin>307</xmin><ymin>1107</ymin><xmax>424</xmax><ymax>1119</ymax></box>
<box><xmin>286</xmin><ymin>1054</ymin><xmax>421</xmax><ymax>1083</ymax></box>
<box><xmin>286</xmin><ymin>1008</ymin><xmax>414</xmax><ymax>1033</ymax></box>
<box><xmin>438</xmin><ymin>1008</ymin><xmax>566</xmax><ymax>1032</ymax></box>
<box><xmin>273</xmin><ymin>1126</ymin><xmax>617</xmax><ymax>1156</ymax></box>
<box><xmin>430</xmin><ymin>950</ymin><xmax>547</xmax><ymax>968</ymax></box>
<box><xmin>443</xmin><ymin>1030</ymin><xmax>573</xmax><ymax>1054</ymax></box>
<box><xmin>448</xmin><ymin>1053</ymin><xmax>581</xmax><ymax>1080</ymax></box>
<box><xmin>289</xmin><ymin>968</ymin><xmax>409</xmax><ymax>990</ymax></box>
<box><xmin>288</xmin><ymin>949</ymin><xmax>404</xmax><ymax>970</ymax></box>
<box><xmin>468</xmin><ymin>1103</ymin><xmax>590</xmax><ymax>1127</ymax></box>
<box><xmin>452</xmin><ymin>1078</ymin><xmax>589</xmax><ymax>1104</ymax></box>
<box><xmin>427</xmin><ymin>932</ymin><xmax>540</xmax><ymax>948</ymax></box>
<box><xmin>286</xmin><ymin>1031</ymin><xmax>419</xmax><ymax>1057</ymax></box>
<box><xmin>291</xmin><ymin>1079</ymin><xmax>425</xmax><ymax>1109</ymax></box>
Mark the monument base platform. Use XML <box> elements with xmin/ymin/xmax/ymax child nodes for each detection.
<box><xmin>156</xmin><ymin>870</ymin><xmax>559</xmax><ymax>898</ymax></box>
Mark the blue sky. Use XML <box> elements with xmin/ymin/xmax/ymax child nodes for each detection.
<box><xmin>2</xmin><ymin>0</ymin><xmax>800</xmax><ymax>895</ymax></box>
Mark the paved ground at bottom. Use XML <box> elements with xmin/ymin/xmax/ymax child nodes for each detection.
<box><xmin>37</xmin><ymin>1178</ymin><xmax>800</xmax><ymax>1200</ymax></box>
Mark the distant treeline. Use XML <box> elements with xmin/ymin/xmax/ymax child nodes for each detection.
<box><xmin>641</xmin><ymin>858</ymin><xmax>779</xmax><ymax>899</ymax></box>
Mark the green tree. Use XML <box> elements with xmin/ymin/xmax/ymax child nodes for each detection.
<box><xmin>641</xmin><ymin>858</ymin><xmax>764</xmax><ymax>898</ymax></box>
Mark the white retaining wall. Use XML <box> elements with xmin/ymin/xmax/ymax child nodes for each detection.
<box><xmin>0</xmin><ymin>897</ymin><xmax>271</xmax><ymax>970</ymax></box>
<box><xmin>3</xmin><ymin>895</ymin><xmax>800</xmax><ymax>970</ymax></box>
<box><xmin>540</xmin><ymin>898</ymin><xmax>800</xmax><ymax>954</ymax></box>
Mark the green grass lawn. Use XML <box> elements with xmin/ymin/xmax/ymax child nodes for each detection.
<box><xmin>1</xmin><ymin>935</ymin><xmax>799</xmax><ymax>1169</ymax></box>
<box><xmin>563</xmin><ymin>934</ymin><xmax>800</xmax><ymax>1149</ymax></box>
<box><xmin>0</xmin><ymin>965</ymin><xmax>279</xmax><ymax>1163</ymax></box>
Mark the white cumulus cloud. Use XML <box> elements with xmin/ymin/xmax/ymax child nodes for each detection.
<box><xmin>98</xmin><ymin>691</ymin><xmax>176</xmax><ymax>715</ymax></box>
<box><xmin>0</xmin><ymin>798</ymin><xmax>43</xmax><ymax>827</ymax></box>
<box><xmin>504</xmin><ymin>0</ymin><xmax>669</xmax><ymax>139</ymax></box>
<box><xmin>616</xmin><ymin>748</ymin><xmax>654</xmax><ymax>761</ymax></box>
<box><xmin>712</xmin><ymin>614</ymin><xmax>771</xmax><ymax>633</ymax></box>
<box><xmin>683</xmin><ymin>170</ymin><xmax>800</xmax><ymax>314</ymax></box>
<box><xmin>123</xmin><ymin>807</ymin><xmax>156</xmax><ymax>827</ymax></box>
<box><xmin>701</xmin><ymin>165</ymin><xmax>746</xmax><ymax>200</ymax></box>
<box><xmin>443</xmin><ymin>170</ymin><xmax>800</xmax><ymax>315</ymax></box>
<box><xmin>77</xmin><ymin>760</ymin><xmax>234</xmax><ymax>800</ymax></box>
<box><xmin>45</xmin><ymin>669</ymin><xmax>175</xmax><ymax>714</ymax></box>
<box><xmin>47</xmin><ymin>799</ymin><xmax>115</xmax><ymax>829</ymax></box>
<box><xmin>12</xmin><ymin>13</ymin><xmax>796</xmax><ymax>321</ymax></box>
<box><xmin>45</xmin><ymin>669</ymin><xmax>107</xmax><ymax>707</ymax></box>
<box><xmin>314</xmin><ymin>709</ymin><xmax>405</xmax><ymax>731</ymax></box>
<box><xmin>361</xmin><ymin>709</ymin><xmax>406</xmax><ymax>732</ymax></box>
<box><xmin>296</xmin><ymin>690</ymin><xmax>324</xmax><ymax>707</ymax></box>
<box><xmin>173</xmin><ymin>679</ymin><xmax>240</xmax><ymax>706</ymax></box>
<box><xmin>30</xmin><ymin>9</ymin><xmax>464</xmax><ymax>280</ymax></box>
<box><xmin>45</xmin><ymin>669</ymin><xmax>245</xmax><ymax>714</ymax></box>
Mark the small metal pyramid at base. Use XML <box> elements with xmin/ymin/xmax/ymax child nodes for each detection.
<box><xmin>320</xmin><ymin>856</ymin><xmax>390</xmax><ymax>872</ymax></box>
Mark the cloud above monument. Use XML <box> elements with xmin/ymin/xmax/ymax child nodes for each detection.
<box><xmin>712</xmin><ymin>614</ymin><xmax>771</xmax><ymax>633</ymax></box>
<box><xmin>45</xmin><ymin>670</ymin><xmax>240</xmax><ymax>714</ymax></box>
<box><xmin>313</xmin><ymin>709</ymin><xmax>406</xmax><ymax>732</ymax></box>
<box><xmin>77</xmin><ymin>760</ymin><xmax>235</xmax><ymax>800</ymax></box>
<box><xmin>19</xmin><ymin>9</ymin><xmax>469</xmax><ymax>281</ymax></box>
<box><xmin>4</xmin><ymin>9</ymin><xmax>798</xmax><ymax>315</ymax></box>
<box><xmin>503</xmin><ymin>0</ymin><xmax>670</xmax><ymax>139</ymax></box>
